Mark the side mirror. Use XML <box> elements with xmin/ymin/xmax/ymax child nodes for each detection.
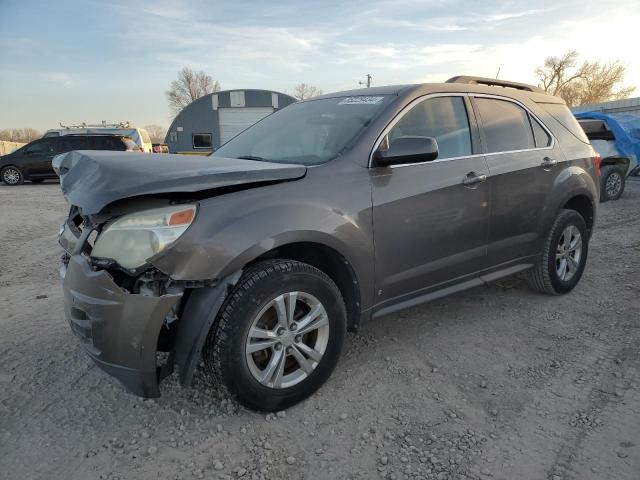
<box><xmin>374</xmin><ymin>136</ymin><xmax>438</xmax><ymax>167</ymax></box>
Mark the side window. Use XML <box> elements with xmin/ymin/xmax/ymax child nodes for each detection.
<box><xmin>475</xmin><ymin>98</ymin><xmax>535</xmax><ymax>153</ymax></box>
<box><xmin>530</xmin><ymin>116</ymin><xmax>552</xmax><ymax>148</ymax></box>
<box><xmin>25</xmin><ymin>139</ymin><xmax>55</xmax><ymax>154</ymax></box>
<box><xmin>193</xmin><ymin>133</ymin><xmax>212</xmax><ymax>149</ymax></box>
<box><xmin>60</xmin><ymin>137</ymin><xmax>88</xmax><ymax>152</ymax></box>
<box><xmin>88</xmin><ymin>136</ymin><xmax>120</xmax><ymax>150</ymax></box>
<box><xmin>88</xmin><ymin>137</ymin><xmax>104</xmax><ymax>149</ymax></box>
<box><xmin>387</xmin><ymin>96</ymin><xmax>472</xmax><ymax>159</ymax></box>
<box><xmin>57</xmin><ymin>138</ymin><xmax>73</xmax><ymax>152</ymax></box>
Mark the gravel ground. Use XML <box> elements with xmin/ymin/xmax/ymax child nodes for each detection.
<box><xmin>1</xmin><ymin>179</ymin><xmax>639</xmax><ymax>480</ymax></box>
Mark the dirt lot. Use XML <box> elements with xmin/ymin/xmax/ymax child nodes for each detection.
<box><xmin>0</xmin><ymin>180</ymin><xmax>639</xmax><ymax>480</ymax></box>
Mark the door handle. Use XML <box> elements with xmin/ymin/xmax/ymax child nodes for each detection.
<box><xmin>541</xmin><ymin>157</ymin><xmax>557</xmax><ymax>169</ymax></box>
<box><xmin>462</xmin><ymin>171</ymin><xmax>487</xmax><ymax>187</ymax></box>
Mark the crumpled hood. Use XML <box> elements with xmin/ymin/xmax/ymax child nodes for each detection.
<box><xmin>54</xmin><ymin>150</ymin><xmax>307</xmax><ymax>215</ymax></box>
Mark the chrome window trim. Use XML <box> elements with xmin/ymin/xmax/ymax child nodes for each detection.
<box><xmin>368</xmin><ymin>92</ymin><xmax>557</xmax><ymax>169</ymax></box>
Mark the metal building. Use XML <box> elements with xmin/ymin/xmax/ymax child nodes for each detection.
<box><xmin>165</xmin><ymin>89</ymin><xmax>297</xmax><ymax>154</ymax></box>
<box><xmin>571</xmin><ymin>96</ymin><xmax>640</xmax><ymax>115</ymax></box>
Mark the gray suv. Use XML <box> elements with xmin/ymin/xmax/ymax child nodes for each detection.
<box><xmin>55</xmin><ymin>77</ymin><xmax>599</xmax><ymax>411</ymax></box>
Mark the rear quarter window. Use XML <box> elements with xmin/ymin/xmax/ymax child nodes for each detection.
<box><xmin>539</xmin><ymin>103</ymin><xmax>590</xmax><ymax>144</ymax></box>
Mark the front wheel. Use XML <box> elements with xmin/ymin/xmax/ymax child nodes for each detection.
<box><xmin>203</xmin><ymin>259</ymin><xmax>347</xmax><ymax>411</ymax></box>
<box><xmin>528</xmin><ymin>209</ymin><xmax>589</xmax><ymax>295</ymax></box>
<box><xmin>1</xmin><ymin>166</ymin><xmax>24</xmax><ymax>185</ymax></box>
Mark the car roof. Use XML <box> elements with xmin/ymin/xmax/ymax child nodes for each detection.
<box><xmin>310</xmin><ymin>80</ymin><xmax>563</xmax><ymax>105</ymax></box>
<box><xmin>64</xmin><ymin>133</ymin><xmax>127</xmax><ymax>138</ymax></box>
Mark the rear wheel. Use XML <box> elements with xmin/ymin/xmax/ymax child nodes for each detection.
<box><xmin>203</xmin><ymin>259</ymin><xmax>347</xmax><ymax>411</ymax></box>
<box><xmin>528</xmin><ymin>209</ymin><xmax>589</xmax><ymax>295</ymax></box>
<box><xmin>1</xmin><ymin>166</ymin><xmax>24</xmax><ymax>186</ymax></box>
<box><xmin>600</xmin><ymin>165</ymin><xmax>625</xmax><ymax>201</ymax></box>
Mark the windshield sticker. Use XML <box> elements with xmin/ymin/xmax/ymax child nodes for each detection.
<box><xmin>338</xmin><ymin>96</ymin><xmax>384</xmax><ymax>105</ymax></box>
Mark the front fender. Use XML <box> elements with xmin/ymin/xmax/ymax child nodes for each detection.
<box><xmin>150</xmin><ymin>190</ymin><xmax>374</xmax><ymax>307</ymax></box>
<box><xmin>173</xmin><ymin>270</ymin><xmax>242</xmax><ymax>387</ymax></box>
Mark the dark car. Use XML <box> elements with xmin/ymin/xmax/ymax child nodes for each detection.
<box><xmin>55</xmin><ymin>76</ymin><xmax>599</xmax><ymax>411</ymax></box>
<box><xmin>0</xmin><ymin>134</ymin><xmax>141</xmax><ymax>185</ymax></box>
<box><xmin>152</xmin><ymin>143</ymin><xmax>170</xmax><ymax>153</ymax></box>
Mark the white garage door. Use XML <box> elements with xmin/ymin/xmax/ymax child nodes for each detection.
<box><xmin>218</xmin><ymin>108</ymin><xmax>274</xmax><ymax>145</ymax></box>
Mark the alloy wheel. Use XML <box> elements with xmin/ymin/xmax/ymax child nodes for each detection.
<box><xmin>2</xmin><ymin>168</ymin><xmax>21</xmax><ymax>185</ymax></box>
<box><xmin>605</xmin><ymin>172</ymin><xmax>622</xmax><ymax>198</ymax></box>
<box><xmin>245</xmin><ymin>291</ymin><xmax>330</xmax><ymax>389</ymax></box>
<box><xmin>555</xmin><ymin>225</ymin><xmax>582</xmax><ymax>282</ymax></box>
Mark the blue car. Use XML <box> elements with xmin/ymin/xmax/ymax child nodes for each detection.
<box><xmin>576</xmin><ymin>112</ymin><xmax>640</xmax><ymax>201</ymax></box>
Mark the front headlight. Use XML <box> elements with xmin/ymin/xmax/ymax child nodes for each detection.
<box><xmin>91</xmin><ymin>204</ymin><xmax>197</xmax><ymax>269</ymax></box>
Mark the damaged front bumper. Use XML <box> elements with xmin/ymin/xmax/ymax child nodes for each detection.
<box><xmin>61</xmin><ymin>254</ymin><xmax>182</xmax><ymax>397</ymax></box>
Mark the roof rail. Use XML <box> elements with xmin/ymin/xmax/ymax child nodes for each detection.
<box><xmin>446</xmin><ymin>76</ymin><xmax>544</xmax><ymax>93</ymax></box>
<box><xmin>59</xmin><ymin>121</ymin><xmax>132</xmax><ymax>129</ymax></box>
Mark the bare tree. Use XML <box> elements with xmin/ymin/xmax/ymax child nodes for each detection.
<box><xmin>535</xmin><ymin>51</ymin><xmax>635</xmax><ymax>106</ymax></box>
<box><xmin>292</xmin><ymin>83</ymin><xmax>323</xmax><ymax>100</ymax></box>
<box><xmin>144</xmin><ymin>124</ymin><xmax>168</xmax><ymax>143</ymax></box>
<box><xmin>0</xmin><ymin>128</ymin><xmax>41</xmax><ymax>142</ymax></box>
<box><xmin>166</xmin><ymin>67</ymin><xmax>221</xmax><ymax>115</ymax></box>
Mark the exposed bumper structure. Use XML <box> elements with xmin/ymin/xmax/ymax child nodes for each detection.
<box><xmin>61</xmin><ymin>254</ymin><xmax>182</xmax><ymax>397</ymax></box>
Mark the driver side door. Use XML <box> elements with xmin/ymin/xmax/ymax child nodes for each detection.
<box><xmin>19</xmin><ymin>138</ymin><xmax>56</xmax><ymax>176</ymax></box>
<box><xmin>370</xmin><ymin>94</ymin><xmax>491</xmax><ymax>312</ymax></box>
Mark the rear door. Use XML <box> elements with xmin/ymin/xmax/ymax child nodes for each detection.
<box><xmin>371</xmin><ymin>94</ymin><xmax>491</xmax><ymax>305</ymax></box>
<box><xmin>471</xmin><ymin>95</ymin><xmax>558</xmax><ymax>266</ymax></box>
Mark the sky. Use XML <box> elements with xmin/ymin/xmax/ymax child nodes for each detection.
<box><xmin>1</xmin><ymin>0</ymin><xmax>639</xmax><ymax>131</ymax></box>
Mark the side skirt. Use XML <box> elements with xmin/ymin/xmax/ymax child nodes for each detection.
<box><xmin>371</xmin><ymin>260</ymin><xmax>535</xmax><ymax>320</ymax></box>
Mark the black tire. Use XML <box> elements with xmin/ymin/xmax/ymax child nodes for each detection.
<box><xmin>528</xmin><ymin>209</ymin><xmax>589</xmax><ymax>295</ymax></box>
<box><xmin>30</xmin><ymin>178</ymin><xmax>45</xmax><ymax>183</ymax></box>
<box><xmin>1</xmin><ymin>166</ymin><xmax>24</xmax><ymax>186</ymax></box>
<box><xmin>600</xmin><ymin>165</ymin><xmax>626</xmax><ymax>202</ymax></box>
<box><xmin>203</xmin><ymin>259</ymin><xmax>347</xmax><ymax>411</ymax></box>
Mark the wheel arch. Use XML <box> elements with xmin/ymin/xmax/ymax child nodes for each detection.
<box><xmin>247</xmin><ymin>241</ymin><xmax>362</xmax><ymax>332</ymax></box>
<box><xmin>601</xmin><ymin>156</ymin><xmax>630</xmax><ymax>170</ymax></box>
<box><xmin>562</xmin><ymin>194</ymin><xmax>595</xmax><ymax>236</ymax></box>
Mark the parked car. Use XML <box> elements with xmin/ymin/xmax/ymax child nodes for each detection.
<box><xmin>55</xmin><ymin>76</ymin><xmax>599</xmax><ymax>411</ymax></box>
<box><xmin>43</xmin><ymin>124</ymin><xmax>153</xmax><ymax>153</ymax></box>
<box><xmin>575</xmin><ymin>113</ymin><xmax>640</xmax><ymax>201</ymax></box>
<box><xmin>152</xmin><ymin>143</ymin><xmax>170</xmax><ymax>153</ymax></box>
<box><xmin>1</xmin><ymin>134</ymin><xmax>141</xmax><ymax>185</ymax></box>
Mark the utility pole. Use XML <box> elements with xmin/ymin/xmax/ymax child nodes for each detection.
<box><xmin>359</xmin><ymin>74</ymin><xmax>372</xmax><ymax>88</ymax></box>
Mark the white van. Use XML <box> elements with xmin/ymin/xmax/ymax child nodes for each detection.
<box><xmin>43</xmin><ymin>123</ymin><xmax>153</xmax><ymax>153</ymax></box>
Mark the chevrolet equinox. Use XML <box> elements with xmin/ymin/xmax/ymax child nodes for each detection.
<box><xmin>55</xmin><ymin>76</ymin><xmax>599</xmax><ymax>411</ymax></box>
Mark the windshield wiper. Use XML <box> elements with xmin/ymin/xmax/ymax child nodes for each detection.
<box><xmin>236</xmin><ymin>155</ymin><xmax>268</xmax><ymax>161</ymax></box>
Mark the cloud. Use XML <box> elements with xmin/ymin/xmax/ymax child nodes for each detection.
<box><xmin>42</xmin><ymin>72</ymin><xmax>72</xmax><ymax>88</ymax></box>
<box><xmin>483</xmin><ymin>8</ymin><xmax>551</xmax><ymax>23</ymax></box>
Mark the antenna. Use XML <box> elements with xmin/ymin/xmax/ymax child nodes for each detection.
<box><xmin>359</xmin><ymin>74</ymin><xmax>372</xmax><ymax>88</ymax></box>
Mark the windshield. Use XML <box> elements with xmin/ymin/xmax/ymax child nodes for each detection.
<box><xmin>213</xmin><ymin>95</ymin><xmax>392</xmax><ymax>165</ymax></box>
